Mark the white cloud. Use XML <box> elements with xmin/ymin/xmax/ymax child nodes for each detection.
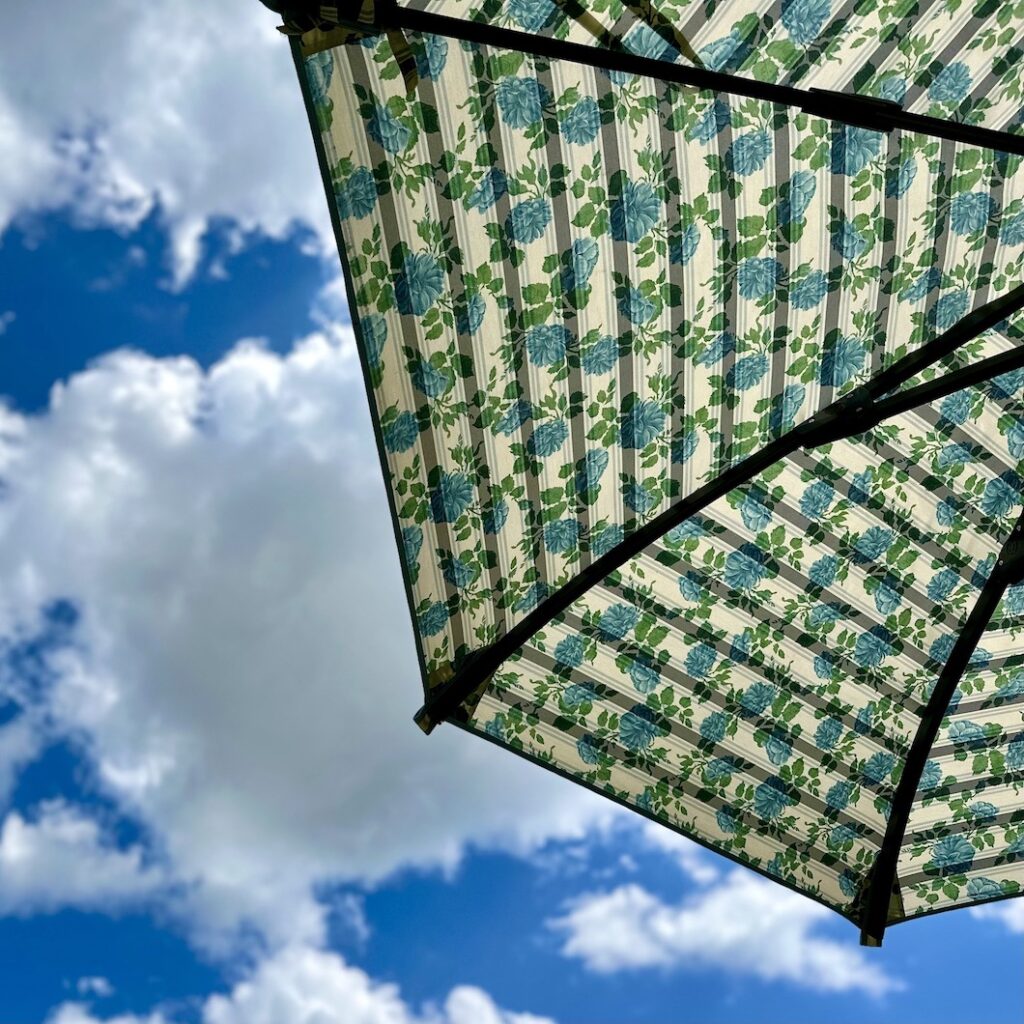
<box><xmin>0</xmin><ymin>311</ymin><xmax>15</xmax><ymax>335</ymax></box>
<box><xmin>0</xmin><ymin>331</ymin><xmax>613</xmax><ymax>952</ymax></box>
<box><xmin>48</xmin><ymin>945</ymin><xmax>555</xmax><ymax>1024</ymax></box>
<box><xmin>548</xmin><ymin>871</ymin><xmax>901</xmax><ymax>996</ymax></box>
<box><xmin>0</xmin><ymin>801</ymin><xmax>164</xmax><ymax>914</ymax></box>
<box><xmin>637</xmin><ymin>823</ymin><xmax>719</xmax><ymax>885</ymax></box>
<box><xmin>0</xmin><ymin>0</ymin><xmax>330</xmax><ymax>286</ymax></box>
<box><xmin>76</xmin><ymin>978</ymin><xmax>114</xmax><ymax>999</ymax></box>
<box><xmin>971</xmin><ymin>900</ymin><xmax>1024</xmax><ymax>934</ymax></box>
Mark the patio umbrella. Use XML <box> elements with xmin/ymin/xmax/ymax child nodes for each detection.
<box><xmin>263</xmin><ymin>0</ymin><xmax>1024</xmax><ymax>945</ymax></box>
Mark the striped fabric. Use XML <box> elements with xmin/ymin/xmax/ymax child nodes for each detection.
<box><xmin>290</xmin><ymin>0</ymin><xmax>1024</xmax><ymax>938</ymax></box>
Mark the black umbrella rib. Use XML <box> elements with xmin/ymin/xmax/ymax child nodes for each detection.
<box><xmin>387</xmin><ymin>4</ymin><xmax>1024</xmax><ymax>156</ymax></box>
<box><xmin>858</xmin><ymin>511</ymin><xmax>1024</xmax><ymax>947</ymax></box>
<box><xmin>414</xmin><ymin>283</ymin><xmax>1024</xmax><ymax>733</ymax></box>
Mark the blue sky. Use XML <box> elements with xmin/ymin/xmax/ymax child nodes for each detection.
<box><xmin>0</xmin><ymin>3</ymin><xmax>1021</xmax><ymax>1023</ymax></box>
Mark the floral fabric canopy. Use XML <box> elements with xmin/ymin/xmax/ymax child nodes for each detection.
<box><xmin>275</xmin><ymin>0</ymin><xmax>1024</xmax><ymax>944</ymax></box>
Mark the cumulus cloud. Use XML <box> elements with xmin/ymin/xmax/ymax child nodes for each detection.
<box><xmin>971</xmin><ymin>900</ymin><xmax>1024</xmax><ymax>934</ymax></box>
<box><xmin>0</xmin><ymin>330</ymin><xmax>612</xmax><ymax>952</ymax></box>
<box><xmin>0</xmin><ymin>801</ymin><xmax>164</xmax><ymax>914</ymax></box>
<box><xmin>47</xmin><ymin>945</ymin><xmax>555</xmax><ymax>1024</ymax></box>
<box><xmin>548</xmin><ymin>871</ymin><xmax>901</xmax><ymax>996</ymax></box>
<box><xmin>0</xmin><ymin>0</ymin><xmax>329</xmax><ymax>286</ymax></box>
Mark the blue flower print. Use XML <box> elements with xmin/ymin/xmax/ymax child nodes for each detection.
<box><xmin>465</xmin><ymin>168</ymin><xmax>508</xmax><ymax>212</ymax></box>
<box><xmin>410</xmin><ymin>357</ymin><xmax>452</xmax><ymax>399</ymax></box>
<box><xmin>729</xmin><ymin>130</ymin><xmax>772</xmax><ymax>175</ymax></box>
<box><xmin>781</xmin><ymin>0</ymin><xmax>831</xmax><ymax>44</ymax></box>
<box><xmin>768</xmin><ymin>384</ymin><xmax>807</xmax><ymax>433</ymax></box>
<box><xmin>554</xmin><ymin>634</ymin><xmax>586</xmax><ymax>668</ymax></box>
<box><xmin>336</xmin><ymin>167</ymin><xmax>377</xmax><ymax>220</ymax></box>
<box><xmin>592</xmin><ymin>524</ymin><xmax>623</xmax><ymax>557</ymax></box>
<box><xmin>625</xmin><ymin>22</ymin><xmax>678</xmax><ymax>61</ymax></box>
<box><xmin>402</xmin><ymin>525</ymin><xmax>423</xmax><ymax>568</ymax></box>
<box><xmin>862</xmin><ymin>751</ymin><xmax>896</xmax><ymax>784</ymax></box>
<box><xmin>808</xmin><ymin>554</ymin><xmax>838</xmax><ymax>588</ymax></box>
<box><xmin>508</xmin><ymin>0</ymin><xmax>556</xmax><ymax>31</ymax></box>
<box><xmin>740</xmin><ymin>682</ymin><xmax>775</xmax><ymax>716</ymax></box>
<box><xmin>967</xmin><ymin>878</ymin><xmax>1004</xmax><ymax>901</ymax></box>
<box><xmin>929</xmin><ymin>289</ymin><xmax>969</xmax><ymax>331</ymax></box>
<box><xmin>929</xmin><ymin>835</ymin><xmax>975</xmax><ymax>874</ymax></box>
<box><xmin>1001</xmin><ymin>214</ymin><xmax>1024</xmax><ymax>245</ymax></box>
<box><xmin>820</xmin><ymin>335</ymin><xmax>866</xmax><ymax>386</ymax></box>
<box><xmin>765</xmin><ymin>730</ymin><xmax>793</xmax><ymax>765</ymax></box>
<box><xmin>825</xmin><ymin>781</ymin><xmax>853</xmax><ymax>811</ymax></box>
<box><xmin>969</xmin><ymin>801</ymin><xmax>999</xmax><ymax>822</ymax></box>
<box><xmin>832</xmin><ymin>126</ymin><xmax>882</xmax><ymax>176</ymax></box>
<box><xmin>854</xmin><ymin>626</ymin><xmax>893</xmax><ymax>668</ymax></box>
<box><xmin>728</xmin><ymin>354</ymin><xmax>769</xmax><ymax>391</ymax></box>
<box><xmin>514</xmin><ymin>582</ymin><xmax>549</xmax><ymax>613</ymax></box>
<box><xmin>482</xmin><ymin>499</ymin><xmax>508</xmax><ymax>535</ymax></box>
<box><xmin>716</xmin><ymin>808</ymin><xmax>739</xmax><ymax>834</ymax></box>
<box><xmin>900</xmin><ymin>267</ymin><xmax>942</xmax><ymax>304</ymax></box>
<box><xmin>577</xmin><ymin>734</ymin><xmax>602</xmax><ymax>764</ymax></box>
<box><xmin>740</xmin><ymin>490</ymin><xmax>772</xmax><ymax>531</ymax></box>
<box><xmin>886</xmin><ymin>157</ymin><xmax>917</xmax><ymax>198</ymax></box>
<box><xmin>419</xmin><ymin>601</ymin><xmax>449</xmax><ymax>636</ymax></box>
<box><xmin>738</xmin><ymin>258</ymin><xmax>783</xmax><ymax>299</ymax></box>
<box><xmin>619</xmin><ymin>287</ymin><xmax>657</xmax><ymax>324</ymax></box>
<box><xmin>827</xmin><ymin>825</ymin><xmax>858</xmax><ymax>851</ymax></box>
<box><xmin>919</xmin><ymin>760</ymin><xmax>942</xmax><ymax>791</ymax></box>
<box><xmin>789</xmin><ymin>271</ymin><xmax>828</xmax><ymax>310</ymax></box>
<box><xmin>877</xmin><ymin>75</ymin><xmax>907</xmax><ymax>103</ymax></box>
<box><xmin>368</xmin><ymin>104</ymin><xmax>411</xmax><ymax>154</ymax></box>
<box><xmin>929</xmin><ymin>62</ymin><xmax>971</xmax><ymax>103</ymax></box>
<box><xmin>496</xmin><ymin>399</ymin><xmax>532</xmax><ymax>435</ymax></box>
<box><xmin>690</xmin><ymin>98</ymin><xmax>731</xmax><ymax>143</ymax></box>
<box><xmin>527</xmin><ymin>419</ymin><xmax>569</xmax><ymax>458</ymax></box>
<box><xmin>698</xmin><ymin>31</ymin><xmax>747</xmax><ymax>71</ymax></box>
<box><xmin>685</xmin><ymin>642</ymin><xmax>717</xmax><ymax>679</ymax></box>
<box><xmin>484</xmin><ymin>714</ymin><xmax>505</xmax><ymax>740</ymax></box>
<box><xmin>724</xmin><ymin>543</ymin><xmax>768</xmax><ymax>590</ymax></box>
<box><xmin>581</xmin><ymin>334</ymin><xmax>618</xmax><ymax>374</ymax></box>
<box><xmin>544</xmin><ymin>518</ymin><xmax>581</xmax><ymax>554</ymax></box>
<box><xmin>951</xmin><ymin>193</ymin><xmax>997</xmax><ymax>235</ymax></box>
<box><xmin>754</xmin><ymin>776</ymin><xmax>795</xmax><ymax>821</ymax></box>
<box><xmin>672</xmin><ymin>429</ymin><xmax>700</xmax><ymax>465</ymax></box>
<box><xmin>705</xmin><ymin>757</ymin><xmax>737</xmax><ymax>782</ymax></box>
<box><xmin>360</xmin><ymin>313</ymin><xmax>387</xmax><ymax>368</ymax></box>
<box><xmin>563</xmin><ymin>682</ymin><xmax>596</xmax><ymax>709</ymax></box>
<box><xmin>778</xmin><ymin>170</ymin><xmax>817</xmax><ymax>226</ymax></box>
<box><xmin>980</xmin><ymin>473</ymin><xmax>1021</xmax><ymax>517</ymax></box>
<box><xmin>598</xmin><ymin>603</ymin><xmax>638</xmax><ymax>642</ymax></box>
<box><xmin>562</xmin><ymin>238</ymin><xmax>599</xmax><ymax>294</ymax></box>
<box><xmin>839</xmin><ymin>870</ymin><xmax>859</xmax><ymax>898</ymax></box>
<box><xmin>927</xmin><ymin>568</ymin><xmax>959</xmax><ymax>603</ymax></box>
<box><xmin>874</xmin><ymin>579</ymin><xmax>902</xmax><ymax>615</ymax></box>
<box><xmin>800</xmin><ymin>480</ymin><xmax>834</xmax><ymax>520</ymax></box>
<box><xmin>526</xmin><ymin>324</ymin><xmax>571</xmax><ymax>366</ymax></box>
<box><xmin>576</xmin><ymin>448</ymin><xmax>609</xmax><ymax>499</ymax></box>
<box><xmin>611</xmin><ymin>180</ymin><xmax>662</xmax><ymax>243</ymax></box>
<box><xmin>382</xmin><ymin>410</ymin><xmax>419</xmax><ymax>453</ymax></box>
<box><xmin>507</xmin><ymin>198</ymin><xmax>552</xmax><ymax>244</ymax></box>
<box><xmin>414</xmin><ymin>33</ymin><xmax>448</xmax><ymax>80</ymax></box>
<box><xmin>699</xmin><ymin>711</ymin><xmax>728</xmax><ymax>743</ymax></box>
<box><xmin>628</xmin><ymin>655</ymin><xmax>661</xmax><ymax>693</ymax></box>
<box><xmin>620</xmin><ymin>704</ymin><xmax>661</xmax><ymax>751</ymax></box>
<box><xmin>815</xmin><ymin>717</ymin><xmax>843</xmax><ymax>750</ymax></box>
<box><xmin>854</xmin><ymin>526</ymin><xmax>893</xmax><ymax>562</ymax></box>
<box><xmin>442</xmin><ymin>555</ymin><xmax>479</xmax><ymax>589</ymax></box>
<box><xmin>306</xmin><ymin>51</ymin><xmax>334</xmax><ymax>107</ymax></box>
<box><xmin>620</xmin><ymin>398</ymin><xmax>665</xmax><ymax>449</ymax></box>
<box><xmin>430</xmin><ymin>472</ymin><xmax>474</xmax><ymax>523</ymax></box>
<box><xmin>623</xmin><ymin>480</ymin><xmax>656</xmax><ymax>515</ymax></box>
<box><xmin>1007</xmin><ymin>733</ymin><xmax>1024</xmax><ymax>770</ymax></box>
<box><xmin>939</xmin><ymin>390</ymin><xmax>972</xmax><ymax>425</ymax></box>
<box><xmin>495</xmin><ymin>77</ymin><xmax>549</xmax><ymax>128</ymax></box>
<box><xmin>995</xmin><ymin>668</ymin><xmax>1024</xmax><ymax>698</ymax></box>
<box><xmin>936</xmin><ymin>442</ymin><xmax>974</xmax><ymax>467</ymax></box>
<box><xmin>696</xmin><ymin>332</ymin><xmax>737</xmax><ymax>368</ymax></box>
<box><xmin>455</xmin><ymin>293</ymin><xmax>486</xmax><ymax>335</ymax></box>
<box><xmin>670</xmin><ymin>222</ymin><xmax>700</xmax><ymax>265</ymax></box>
<box><xmin>832</xmin><ymin>218</ymin><xmax>867</xmax><ymax>259</ymax></box>
<box><xmin>678</xmin><ymin>572</ymin><xmax>703</xmax><ymax>601</ymax></box>
<box><xmin>395</xmin><ymin>252</ymin><xmax>444</xmax><ymax>316</ymax></box>
<box><xmin>559</xmin><ymin>98</ymin><xmax>600</xmax><ymax>145</ymax></box>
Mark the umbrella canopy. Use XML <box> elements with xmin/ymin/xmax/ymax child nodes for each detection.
<box><xmin>269</xmin><ymin>0</ymin><xmax>1024</xmax><ymax>945</ymax></box>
